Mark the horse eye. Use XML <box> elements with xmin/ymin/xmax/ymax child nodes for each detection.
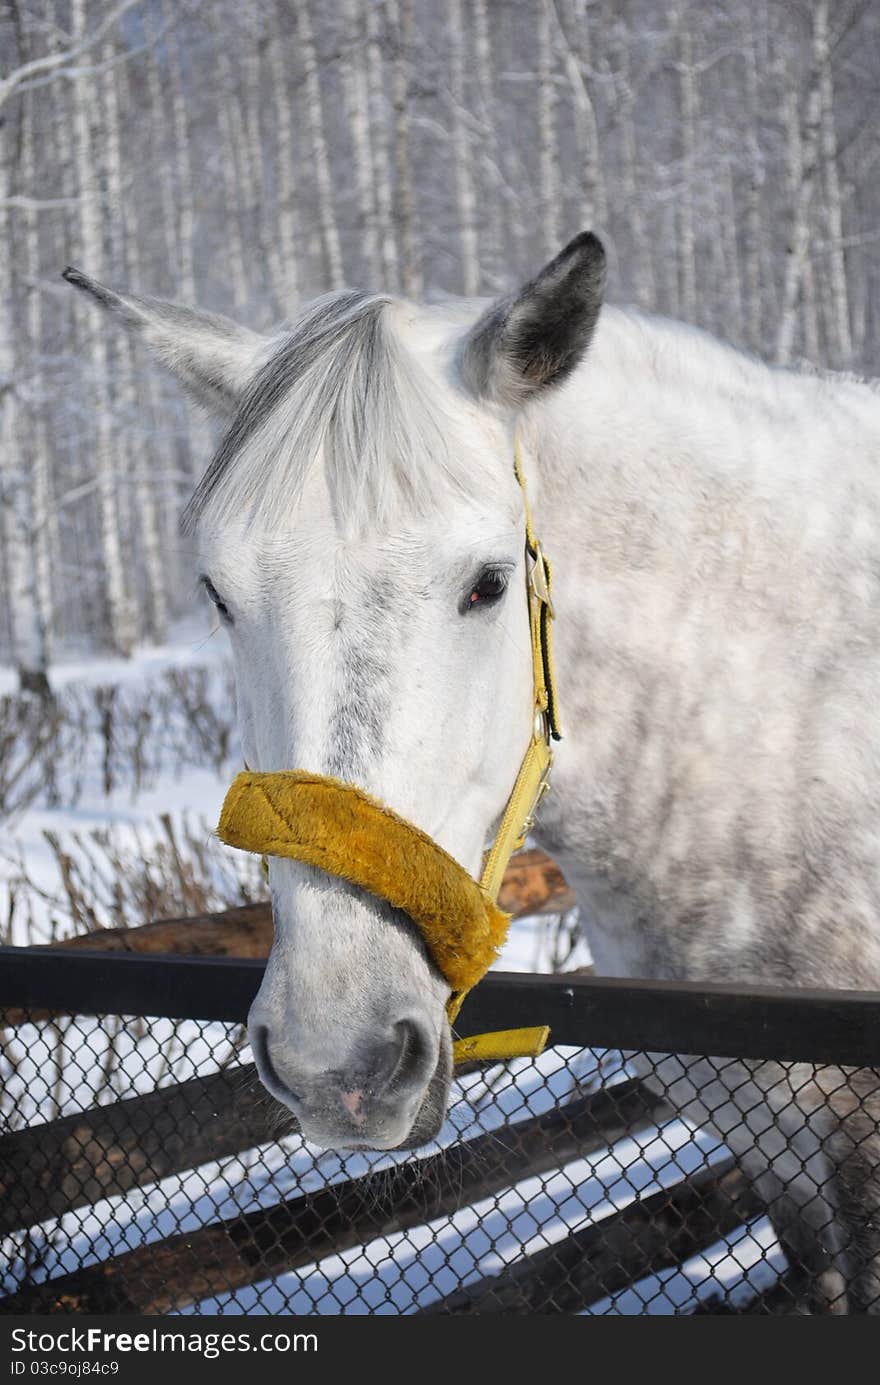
<box><xmin>201</xmin><ymin>576</ymin><xmax>232</xmax><ymax>624</ymax></box>
<box><xmin>465</xmin><ymin>568</ymin><xmax>509</xmax><ymax>612</ymax></box>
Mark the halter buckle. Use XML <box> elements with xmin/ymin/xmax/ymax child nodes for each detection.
<box><xmin>518</xmin><ymin>758</ymin><xmax>553</xmax><ymax>843</ymax></box>
<box><xmin>521</xmin><ymin>775</ymin><xmax>554</xmax><ymax>836</ymax></box>
<box><xmin>528</xmin><ymin>543</ymin><xmax>555</xmax><ymax>620</ymax></box>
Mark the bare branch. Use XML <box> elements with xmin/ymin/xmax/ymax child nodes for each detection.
<box><xmin>0</xmin><ymin>0</ymin><xmax>141</xmax><ymax>112</ymax></box>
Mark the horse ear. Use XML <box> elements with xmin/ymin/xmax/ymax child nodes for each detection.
<box><xmin>459</xmin><ymin>231</ymin><xmax>606</xmax><ymax>406</ymax></box>
<box><xmin>62</xmin><ymin>267</ymin><xmax>269</xmax><ymax>419</ymax></box>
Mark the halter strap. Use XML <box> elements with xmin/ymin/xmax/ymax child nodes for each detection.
<box><xmin>447</xmin><ymin>439</ymin><xmax>560</xmax><ymax>1042</ymax></box>
<box><xmin>477</xmin><ymin>441</ymin><xmax>559</xmax><ymax>899</ymax></box>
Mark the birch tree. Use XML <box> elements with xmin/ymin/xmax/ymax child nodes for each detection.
<box><xmin>775</xmin><ymin>5</ymin><xmax>825</xmax><ymax>365</ymax></box>
<box><xmin>0</xmin><ymin>111</ymin><xmax>48</xmax><ymax>690</ymax></box>
<box><xmin>675</xmin><ymin>6</ymin><xmax>699</xmax><ymax>324</ymax></box>
<box><xmin>817</xmin><ymin>18</ymin><xmax>853</xmax><ymax>366</ymax></box>
<box><xmin>610</xmin><ymin>12</ymin><xmax>654</xmax><ymax>309</ymax></box>
<box><xmin>553</xmin><ymin>0</ymin><xmax>607</xmax><ymax>233</ymax></box>
<box><xmin>107</xmin><ymin>42</ymin><xmax>168</xmax><ymax>643</ymax></box>
<box><xmin>267</xmin><ymin>11</ymin><xmax>301</xmax><ymax>307</ymax></box>
<box><xmin>342</xmin><ymin>0</ymin><xmax>380</xmax><ymax>285</ymax></box>
<box><xmin>158</xmin><ymin>0</ymin><xmax>214</xmax><ymax>478</ymax></box>
<box><xmin>366</xmin><ymin>2</ymin><xmax>400</xmax><ymax>292</ymax></box>
<box><xmin>537</xmin><ymin>0</ymin><xmax>561</xmax><ymax>257</ymax></box>
<box><xmin>388</xmin><ymin>0</ymin><xmax>421</xmax><ymax>298</ymax></box>
<box><xmin>296</xmin><ymin>0</ymin><xmax>344</xmax><ymax>291</ymax></box>
<box><xmin>23</xmin><ymin>87</ymin><xmax>54</xmax><ymax>670</ymax></box>
<box><xmin>70</xmin><ymin>0</ymin><xmax>136</xmax><ymax>655</ymax></box>
<box><xmin>447</xmin><ymin>0</ymin><xmax>480</xmax><ymax>295</ymax></box>
<box><xmin>471</xmin><ymin>0</ymin><xmax>503</xmax><ymax>288</ymax></box>
<box><xmin>741</xmin><ymin>7</ymin><xmax>766</xmax><ymax>353</ymax></box>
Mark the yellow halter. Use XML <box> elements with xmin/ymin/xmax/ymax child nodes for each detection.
<box><xmin>217</xmin><ymin>438</ymin><xmax>561</xmax><ymax>1065</ymax></box>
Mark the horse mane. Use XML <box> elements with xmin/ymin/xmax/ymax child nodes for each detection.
<box><xmin>182</xmin><ymin>290</ymin><xmax>478</xmax><ymax>534</ymax></box>
<box><xmin>183</xmin><ymin>288</ymin><xmax>880</xmax><ymax>539</ymax></box>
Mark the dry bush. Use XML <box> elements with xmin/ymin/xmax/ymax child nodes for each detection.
<box><xmin>3</xmin><ymin>813</ymin><xmax>267</xmax><ymax>945</ymax></box>
<box><xmin>0</xmin><ymin>692</ymin><xmax>84</xmax><ymax>819</ymax></box>
<box><xmin>0</xmin><ymin>663</ymin><xmax>239</xmax><ymax>822</ymax></box>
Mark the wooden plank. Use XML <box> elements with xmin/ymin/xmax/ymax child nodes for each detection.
<box><xmin>32</xmin><ymin>850</ymin><xmax>572</xmax><ymax>961</ymax></box>
<box><xmin>0</xmin><ymin>1064</ymin><xmax>295</xmax><ymax>1237</ymax></box>
<box><xmin>419</xmin><ymin>1159</ymin><xmax>762</xmax><ymax>1314</ymax></box>
<box><xmin>38</xmin><ymin>902</ymin><xmax>275</xmax><ymax>958</ymax></box>
<box><xmin>0</xmin><ymin>1078</ymin><xmax>667</xmax><ymax>1314</ymax></box>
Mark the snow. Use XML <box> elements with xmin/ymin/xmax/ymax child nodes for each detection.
<box><xmin>0</xmin><ymin>633</ymin><xmax>785</xmax><ymax>1314</ymax></box>
<box><xmin>0</xmin><ymin>614</ymin><xmax>227</xmax><ymax>698</ymax></box>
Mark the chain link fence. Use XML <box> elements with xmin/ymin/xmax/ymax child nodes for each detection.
<box><xmin>2</xmin><ymin>954</ymin><xmax>880</xmax><ymax>1315</ymax></box>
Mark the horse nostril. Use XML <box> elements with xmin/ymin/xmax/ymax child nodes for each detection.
<box><xmin>252</xmin><ymin>1025</ymin><xmax>302</xmax><ymax>1106</ymax></box>
<box><xmin>388</xmin><ymin>1018</ymin><xmax>432</xmax><ymax>1094</ymax></box>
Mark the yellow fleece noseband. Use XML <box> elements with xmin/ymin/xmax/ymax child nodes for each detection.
<box><xmin>217</xmin><ymin>439</ymin><xmax>561</xmax><ymax>1065</ymax></box>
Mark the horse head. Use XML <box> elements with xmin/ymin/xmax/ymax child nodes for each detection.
<box><xmin>64</xmin><ymin>232</ymin><xmax>605</xmax><ymax>1149</ymax></box>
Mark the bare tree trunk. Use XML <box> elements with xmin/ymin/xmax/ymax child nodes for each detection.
<box><xmin>0</xmin><ymin>12</ymin><xmax>50</xmax><ymax>690</ymax></box>
<box><xmin>241</xmin><ymin>16</ymin><xmax>268</xmax><ymax>299</ymax></box>
<box><xmin>553</xmin><ymin>0</ymin><xmax>607</xmax><ymax>232</ymax></box>
<box><xmin>45</xmin><ymin>14</ymin><xmax>75</xmax><ymax>633</ymax></box>
<box><xmin>742</xmin><ymin>7</ymin><xmax>766</xmax><ymax>353</ymax></box>
<box><xmin>0</xmin><ymin>175</ymin><xmax>46</xmax><ymax>688</ymax></box>
<box><xmin>341</xmin><ymin>0</ymin><xmax>380</xmax><ymax>285</ymax></box>
<box><xmin>296</xmin><ymin>0</ymin><xmax>344</xmax><ymax>290</ymax></box>
<box><xmin>611</xmin><ymin>13</ymin><xmax>654</xmax><ymax>309</ymax></box>
<box><xmin>159</xmin><ymin>0</ymin><xmax>194</xmax><ymax>292</ymax></box>
<box><xmin>142</xmin><ymin>7</ymin><xmax>178</xmax><ymax>296</ymax></box>
<box><xmin>70</xmin><ymin>0</ymin><xmax>136</xmax><ymax>656</ymax></box>
<box><xmin>817</xmin><ymin>19</ymin><xmax>852</xmax><ymax>367</ymax></box>
<box><xmin>801</xmin><ymin>247</ymin><xmax>821</xmax><ymax>363</ymax></box>
<box><xmin>22</xmin><ymin>88</ymin><xmax>53</xmax><ymax>672</ymax></box>
<box><xmin>471</xmin><ymin>0</ymin><xmax>504</xmax><ymax>289</ymax></box>
<box><xmin>676</xmin><ymin>9</ymin><xmax>699</xmax><ymax>324</ymax></box>
<box><xmin>720</xmin><ymin>161</ymin><xmax>744</xmax><ymax>344</ymax></box>
<box><xmin>267</xmin><ymin>12</ymin><xmax>300</xmax><ymax>308</ymax></box>
<box><xmin>447</xmin><ymin>0</ymin><xmax>480</xmax><ymax>295</ymax></box>
<box><xmin>212</xmin><ymin>39</ymin><xmax>265</xmax><ymax>311</ymax></box>
<box><xmin>159</xmin><ymin>0</ymin><xmax>214</xmax><ymax>483</ymax></box>
<box><xmin>107</xmin><ymin>45</ymin><xmax>167</xmax><ymax>644</ymax></box>
<box><xmin>848</xmin><ymin>179</ymin><xmax>868</xmax><ymax>362</ymax></box>
<box><xmin>367</xmin><ymin>2</ymin><xmax>400</xmax><ymax>292</ymax></box>
<box><xmin>775</xmin><ymin>6</ymin><xmax>824</xmax><ymax>366</ymax></box>
<box><xmin>784</xmin><ymin>50</ymin><xmax>820</xmax><ymax>363</ymax></box>
<box><xmin>659</xmin><ymin>198</ymin><xmax>680</xmax><ymax>317</ymax></box>
<box><xmin>388</xmin><ymin>0</ymin><xmax>420</xmax><ymax>297</ymax></box>
<box><xmin>537</xmin><ymin>0</ymin><xmax>560</xmax><ymax>257</ymax></box>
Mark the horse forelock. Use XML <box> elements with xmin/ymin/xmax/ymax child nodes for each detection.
<box><xmin>182</xmin><ymin>290</ymin><xmax>485</xmax><ymax>537</ymax></box>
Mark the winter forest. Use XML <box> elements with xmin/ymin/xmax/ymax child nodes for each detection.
<box><xmin>1</xmin><ymin>0</ymin><xmax>879</xmax><ymax>685</ymax></box>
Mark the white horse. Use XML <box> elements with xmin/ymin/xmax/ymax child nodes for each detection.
<box><xmin>66</xmin><ymin>232</ymin><xmax>880</xmax><ymax>1311</ymax></box>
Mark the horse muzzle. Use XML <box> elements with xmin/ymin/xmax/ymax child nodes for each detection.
<box><xmin>249</xmin><ymin>1004</ymin><xmax>453</xmax><ymax>1150</ymax></box>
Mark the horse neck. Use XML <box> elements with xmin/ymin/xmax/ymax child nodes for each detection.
<box><xmin>514</xmin><ymin>307</ymin><xmax>878</xmax><ymax>877</ymax></box>
<box><xmin>520</xmin><ymin>302</ymin><xmax>880</xmax><ymax>631</ymax></box>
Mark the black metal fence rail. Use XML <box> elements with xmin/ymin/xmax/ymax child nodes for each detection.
<box><xmin>3</xmin><ymin>945</ymin><xmax>880</xmax><ymax>1315</ymax></box>
<box><xmin>3</xmin><ymin>944</ymin><xmax>880</xmax><ymax>1065</ymax></box>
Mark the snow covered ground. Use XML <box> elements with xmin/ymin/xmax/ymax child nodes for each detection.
<box><xmin>0</xmin><ymin>616</ymin><xmax>250</xmax><ymax>946</ymax></box>
<box><xmin>0</xmin><ymin>631</ymin><xmax>785</xmax><ymax>1313</ymax></box>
